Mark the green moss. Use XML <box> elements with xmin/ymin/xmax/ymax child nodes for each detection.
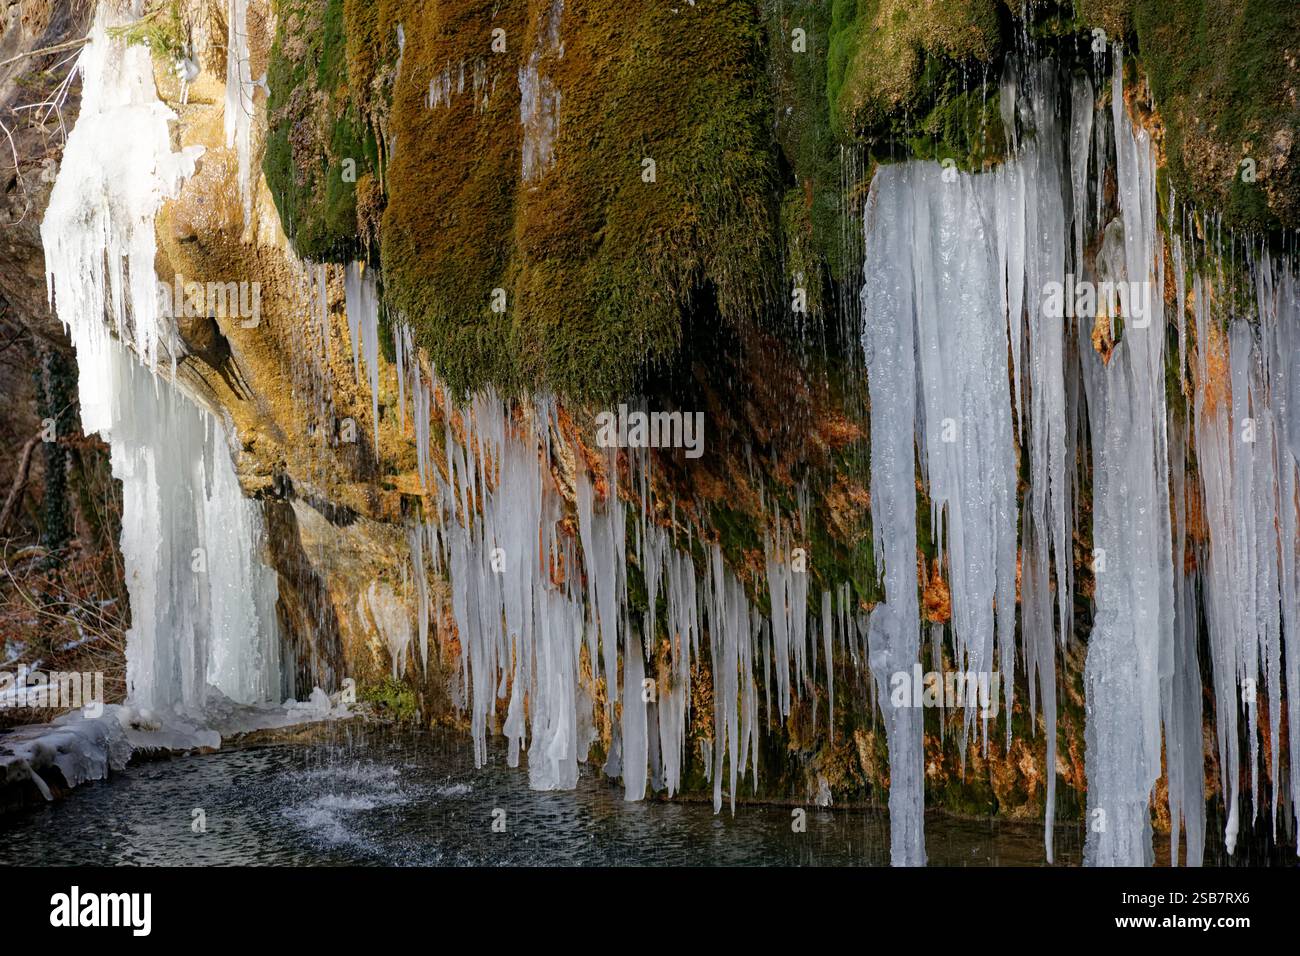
<box><xmin>826</xmin><ymin>0</ymin><xmax>862</xmax><ymax>127</ymax></box>
<box><xmin>829</xmin><ymin>0</ymin><xmax>1002</xmax><ymax>132</ymax></box>
<box><xmin>767</xmin><ymin>2</ymin><xmax>843</xmax><ymax>281</ymax></box>
<box><xmin>109</xmin><ymin>1</ymin><xmax>186</xmax><ymax>60</ymax></box>
<box><xmin>901</xmin><ymin>61</ymin><xmax>1007</xmax><ymax>170</ymax></box>
<box><xmin>359</xmin><ymin>675</ymin><xmax>418</xmax><ymax>722</ymax></box>
<box><xmin>264</xmin><ymin>0</ymin><xmax>382</xmax><ymax>262</ymax></box>
<box><xmin>319</xmin><ymin>0</ymin><xmax>349</xmax><ymax>84</ymax></box>
<box><xmin>378</xmin><ymin>0</ymin><xmax>777</xmax><ymax>401</ymax></box>
<box><xmin>1128</xmin><ymin>0</ymin><xmax>1299</xmax><ymax>230</ymax></box>
<box><xmin>519</xmin><ymin>0</ymin><xmax>777</xmax><ymax>399</ymax></box>
<box><xmin>1075</xmin><ymin>0</ymin><xmax>1133</xmax><ymax>40</ymax></box>
<box><xmin>376</xmin><ymin>0</ymin><xmax>526</xmax><ymax>393</ymax></box>
<box><xmin>342</xmin><ymin>0</ymin><xmax>386</xmax><ymax>102</ymax></box>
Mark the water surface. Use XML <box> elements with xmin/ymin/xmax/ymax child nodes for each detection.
<box><xmin>2</xmin><ymin>724</ymin><xmax>1088</xmax><ymax>866</ymax></box>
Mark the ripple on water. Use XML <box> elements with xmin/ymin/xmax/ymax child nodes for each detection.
<box><xmin>0</xmin><ymin>727</ymin><xmax>1090</xmax><ymax>866</ymax></box>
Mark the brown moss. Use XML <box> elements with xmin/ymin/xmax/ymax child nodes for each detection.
<box><xmin>378</xmin><ymin>0</ymin><xmax>528</xmax><ymax>390</ymax></box>
<box><xmin>922</xmin><ymin>558</ymin><xmax>952</xmax><ymax>624</ymax></box>
<box><xmin>379</xmin><ymin>0</ymin><xmax>777</xmax><ymax>400</ymax></box>
<box><xmin>830</xmin><ymin>0</ymin><xmax>1002</xmax><ymax>131</ymax></box>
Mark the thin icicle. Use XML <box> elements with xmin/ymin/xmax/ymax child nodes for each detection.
<box><xmin>344</xmin><ymin>262</ymin><xmax>381</xmax><ymax>455</ymax></box>
<box><xmin>225</xmin><ymin>0</ymin><xmax>255</xmax><ymax>229</ymax></box>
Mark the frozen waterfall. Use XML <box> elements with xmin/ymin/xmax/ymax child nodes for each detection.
<box><xmin>31</xmin><ymin>9</ymin><xmax>1300</xmax><ymax>869</ymax></box>
<box><xmin>859</xmin><ymin>50</ymin><xmax>1300</xmax><ymax>866</ymax></box>
<box><xmin>41</xmin><ymin>8</ymin><xmax>285</xmax><ymax>723</ymax></box>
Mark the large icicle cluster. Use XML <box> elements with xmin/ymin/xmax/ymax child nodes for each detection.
<box><xmin>41</xmin><ymin>8</ymin><xmax>283</xmax><ymax>720</ymax></box>
<box><xmin>860</xmin><ymin>60</ymin><xmax>1075</xmax><ymax>865</ymax></box>
<box><xmin>861</xmin><ymin>165</ymin><xmax>926</xmax><ymax>866</ymax></box>
<box><xmin>419</xmin><ymin>387</ymin><xmax>757</xmax><ymax>800</ymax></box>
<box><xmin>380</xmin><ymin>333</ymin><xmax>861</xmax><ymax>809</ymax></box>
<box><xmin>1189</xmin><ymin>248</ymin><xmax>1300</xmax><ymax>858</ymax></box>
<box><xmin>1076</xmin><ymin>56</ymin><xmax>1170</xmax><ymax>865</ymax></box>
<box><xmin>860</xmin><ymin>48</ymin><xmax>1300</xmax><ymax>866</ymax></box>
<box><xmin>368</xmin><ymin>51</ymin><xmax>1297</xmax><ymax>867</ymax></box>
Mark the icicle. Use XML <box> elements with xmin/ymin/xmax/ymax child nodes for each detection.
<box><xmin>225</xmin><ymin>0</ymin><xmax>255</xmax><ymax>229</ymax></box>
<box><xmin>395</xmin><ymin>320</ymin><xmax>407</xmax><ymax>432</ymax></box>
<box><xmin>910</xmin><ymin>153</ymin><xmax>1019</xmax><ymax>745</ymax></box>
<box><xmin>1192</xmin><ymin>272</ymin><xmax>1242</xmax><ymax>855</ymax></box>
<box><xmin>1167</xmin><ymin>408</ymin><xmax>1206</xmax><ymax>865</ymax></box>
<box><xmin>42</xmin><ymin>12</ymin><xmax>280</xmax><ymax>719</ymax></box>
<box><xmin>1228</xmin><ymin>321</ymin><xmax>1267</xmax><ymax>819</ymax></box>
<box><xmin>1078</xmin><ymin>49</ymin><xmax>1172</xmax><ymax>866</ymax></box>
<box><xmin>1022</xmin><ymin>510</ymin><xmax>1057</xmax><ymax>861</ymax></box>
<box><xmin>995</xmin><ymin>158</ymin><xmax>1026</xmax><ymax>430</ymax></box>
<box><xmin>657</xmin><ymin>544</ymin><xmax>697</xmax><ymax>797</ymax></box>
<box><xmin>821</xmin><ymin>589</ymin><xmax>834</xmax><ymax>738</ymax></box>
<box><xmin>1025</xmin><ymin>63</ymin><xmax>1074</xmax><ymax>681</ymax></box>
<box><xmin>707</xmin><ymin>545</ymin><xmax>757</xmax><ymax>814</ymax></box>
<box><xmin>410</xmin><ymin>525</ymin><xmax>429</xmax><ymax>673</ymax></box>
<box><xmin>413</xmin><ymin>361</ymin><xmax>431</xmax><ymax>490</ymax></box>
<box><xmin>861</xmin><ymin>164</ymin><xmax>925</xmax><ymax>866</ymax></box>
<box><xmin>1173</xmin><ymin>236</ymin><xmax>1187</xmax><ymax>394</ymax></box>
<box><xmin>622</xmin><ymin>627</ymin><xmax>648</xmax><ymax>801</ymax></box>
<box><xmin>344</xmin><ymin>262</ymin><xmax>381</xmax><ymax>455</ymax></box>
<box><xmin>763</xmin><ymin>523</ymin><xmax>801</xmax><ymax>717</ymax></box>
<box><xmin>1266</xmin><ymin>256</ymin><xmax>1300</xmax><ymax>848</ymax></box>
<box><xmin>1069</xmin><ymin>72</ymin><xmax>1094</xmax><ymax>276</ymax></box>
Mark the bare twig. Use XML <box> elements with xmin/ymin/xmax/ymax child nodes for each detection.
<box><xmin>0</xmin><ymin>434</ymin><xmax>40</xmax><ymax>536</ymax></box>
<box><xmin>0</xmin><ymin>35</ymin><xmax>91</xmax><ymax>70</ymax></box>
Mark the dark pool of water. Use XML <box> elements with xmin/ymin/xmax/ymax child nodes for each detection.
<box><xmin>1</xmin><ymin>723</ymin><xmax>1093</xmax><ymax>866</ymax></box>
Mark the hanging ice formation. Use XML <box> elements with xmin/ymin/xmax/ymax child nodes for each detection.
<box><xmin>344</xmin><ymin>262</ymin><xmax>382</xmax><ymax>454</ymax></box>
<box><xmin>1075</xmin><ymin>54</ymin><xmax>1170</xmax><ymax>866</ymax></box>
<box><xmin>1190</xmin><ymin>250</ymin><xmax>1300</xmax><ymax>859</ymax></box>
<box><xmin>41</xmin><ymin>8</ymin><xmax>285</xmax><ymax>722</ymax></box>
<box><xmin>860</xmin><ymin>60</ymin><xmax>1076</xmax><ymax>866</ymax></box>
<box><xmin>519</xmin><ymin>0</ymin><xmax>564</xmax><ymax>182</ymax></box>
<box><xmin>382</xmin><ymin>337</ymin><xmax>858</xmax><ymax>808</ymax></box>
<box><xmin>376</xmin><ymin>50</ymin><xmax>1296</xmax><ymax>867</ymax></box>
<box><xmin>860</xmin><ymin>47</ymin><xmax>1299</xmax><ymax>867</ymax></box>
<box><xmin>225</xmin><ymin>0</ymin><xmax>256</xmax><ymax>229</ymax></box>
<box><xmin>861</xmin><ymin>164</ymin><xmax>925</xmax><ymax>866</ymax></box>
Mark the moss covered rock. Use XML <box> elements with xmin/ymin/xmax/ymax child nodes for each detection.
<box><xmin>828</xmin><ymin>0</ymin><xmax>1002</xmax><ymax>131</ymax></box>
<box><xmin>1129</xmin><ymin>0</ymin><xmax>1300</xmax><ymax>230</ymax></box>
<box><xmin>265</xmin><ymin>0</ymin><xmax>383</xmax><ymax>261</ymax></box>
<box><xmin>374</xmin><ymin>0</ymin><xmax>779</xmax><ymax>400</ymax></box>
